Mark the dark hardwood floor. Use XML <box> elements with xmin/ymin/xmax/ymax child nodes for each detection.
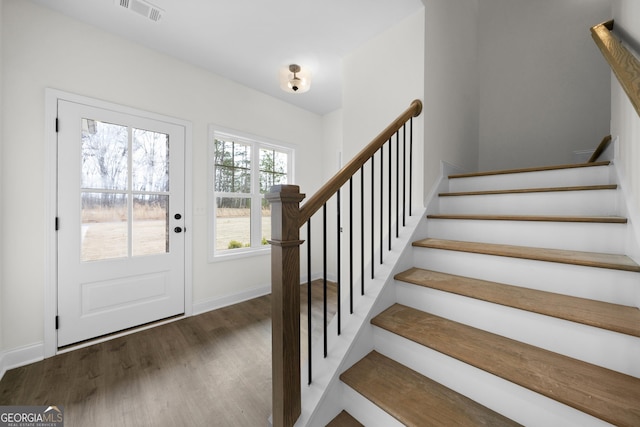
<box><xmin>0</xmin><ymin>281</ymin><xmax>337</xmax><ymax>426</ymax></box>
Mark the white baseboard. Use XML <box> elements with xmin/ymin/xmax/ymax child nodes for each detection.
<box><xmin>192</xmin><ymin>284</ymin><xmax>272</xmax><ymax>316</ymax></box>
<box><xmin>192</xmin><ymin>270</ymin><xmax>336</xmax><ymax>316</ymax></box>
<box><xmin>0</xmin><ymin>342</ymin><xmax>44</xmax><ymax>382</ymax></box>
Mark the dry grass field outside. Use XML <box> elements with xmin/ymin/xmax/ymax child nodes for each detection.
<box><xmin>82</xmin><ymin>204</ymin><xmax>169</xmax><ymax>261</ymax></box>
<box><xmin>81</xmin><ymin>206</ymin><xmax>271</xmax><ymax>260</ymax></box>
<box><xmin>214</xmin><ymin>208</ymin><xmax>271</xmax><ymax>251</ymax></box>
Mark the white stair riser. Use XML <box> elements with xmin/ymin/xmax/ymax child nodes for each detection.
<box><xmin>341</xmin><ymin>384</ymin><xmax>404</xmax><ymax>427</ymax></box>
<box><xmin>427</xmin><ymin>219</ymin><xmax>627</xmax><ymax>253</ymax></box>
<box><xmin>395</xmin><ymin>282</ymin><xmax>640</xmax><ymax>377</ymax></box>
<box><xmin>412</xmin><ymin>248</ymin><xmax>639</xmax><ymax>306</ymax></box>
<box><xmin>373</xmin><ymin>328</ymin><xmax>612</xmax><ymax>427</ymax></box>
<box><xmin>449</xmin><ymin>166</ymin><xmax>612</xmax><ymax>193</ymax></box>
<box><xmin>439</xmin><ymin>190</ymin><xmax>618</xmax><ymax>216</ymax></box>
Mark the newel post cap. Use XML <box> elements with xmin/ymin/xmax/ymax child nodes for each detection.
<box><xmin>266</xmin><ymin>185</ymin><xmax>305</xmax><ymax>204</ymax></box>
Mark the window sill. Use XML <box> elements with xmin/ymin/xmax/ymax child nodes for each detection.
<box><xmin>209</xmin><ymin>246</ymin><xmax>271</xmax><ymax>263</ymax></box>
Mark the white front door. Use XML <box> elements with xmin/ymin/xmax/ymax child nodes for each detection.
<box><xmin>57</xmin><ymin>100</ymin><xmax>186</xmax><ymax>347</ymax></box>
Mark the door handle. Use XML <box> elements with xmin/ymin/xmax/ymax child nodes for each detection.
<box><xmin>174</xmin><ymin>227</ymin><xmax>183</xmax><ymax>233</ymax></box>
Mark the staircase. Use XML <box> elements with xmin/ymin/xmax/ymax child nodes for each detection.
<box><xmin>328</xmin><ymin>161</ymin><xmax>640</xmax><ymax>426</ymax></box>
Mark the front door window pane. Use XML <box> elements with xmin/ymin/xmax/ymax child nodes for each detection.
<box><xmin>81</xmin><ymin>192</ymin><xmax>128</xmax><ymax>262</ymax></box>
<box><xmin>132</xmin><ymin>128</ymin><xmax>169</xmax><ymax>192</ymax></box>
<box><xmin>133</xmin><ymin>195</ymin><xmax>169</xmax><ymax>256</ymax></box>
<box><xmin>81</xmin><ymin>119</ymin><xmax>128</xmax><ymax>190</ymax></box>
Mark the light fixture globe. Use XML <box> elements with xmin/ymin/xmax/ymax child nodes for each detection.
<box><xmin>280</xmin><ymin>64</ymin><xmax>311</xmax><ymax>93</ymax></box>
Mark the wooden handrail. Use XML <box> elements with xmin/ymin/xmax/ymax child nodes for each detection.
<box><xmin>587</xmin><ymin>134</ymin><xmax>612</xmax><ymax>163</ymax></box>
<box><xmin>591</xmin><ymin>20</ymin><xmax>640</xmax><ymax>118</ymax></box>
<box><xmin>298</xmin><ymin>99</ymin><xmax>423</xmax><ymax>227</ymax></box>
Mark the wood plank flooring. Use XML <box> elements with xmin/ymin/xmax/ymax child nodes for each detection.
<box><xmin>326</xmin><ymin>410</ymin><xmax>364</xmax><ymax>427</ymax></box>
<box><xmin>0</xmin><ymin>281</ymin><xmax>336</xmax><ymax>427</ymax></box>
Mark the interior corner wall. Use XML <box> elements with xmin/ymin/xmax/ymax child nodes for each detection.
<box><xmin>0</xmin><ymin>0</ymin><xmax>5</xmax><ymax>356</ymax></box>
<box><xmin>611</xmin><ymin>0</ymin><xmax>640</xmax><ymax>261</ymax></box>
<box><xmin>423</xmin><ymin>0</ymin><xmax>480</xmax><ymax>186</ymax></box>
<box><xmin>342</xmin><ymin>9</ymin><xmax>425</xmax><ymax>207</ymax></box>
<box><xmin>478</xmin><ymin>0</ymin><xmax>613</xmax><ymax>170</ymax></box>
<box><xmin>1</xmin><ymin>0</ymin><xmax>324</xmax><ymax>352</ymax></box>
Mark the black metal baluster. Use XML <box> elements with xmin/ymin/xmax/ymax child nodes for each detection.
<box><xmin>371</xmin><ymin>155</ymin><xmax>375</xmax><ymax>279</ymax></box>
<box><xmin>336</xmin><ymin>190</ymin><xmax>341</xmax><ymax>335</ymax></box>
<box><xmin>349</xmin><ymin>178</ymin><xmax>354</xmax><ymax>314</ymax></box>
<box><xmin>409</xmin><ymin>117</ymin><xmax>413</xmax><ymax>215</ymax></box>
<box><xmin>388</xmin><ymin>138</ymin><xmax>392</xmax><ymax>250</ymax></box>
<box><xmin>380</xmin><ymin>147</ymin><xmax>384</xmax><ymax>265</ymax></box>
<box><xmin>322</xmin><ymin>204</ymin><xmax>327</xmax><ymax>358</ymax></box>
<box><xmin>402</xmin><ymin>124</ymin><xmax>406</xmax><ymax>226</ymax></box>
<box><xmin>396</xmin><ymin>130</ymin><xmax>399</xmax><ymax>238</ymax></box>
<box><xmin>307</xmin><ymin>219</ymin><xmax>312</xmax><ymax>385</ymax></box>
<box><xmin>360</xmin><ymin>166</ymin><xmax>365</xmax><ymax>295</ymax></box>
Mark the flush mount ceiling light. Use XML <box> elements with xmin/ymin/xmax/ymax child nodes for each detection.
<box><xmin>279</xmin><ymin>64</ymin><xmax>311</xmax><ymax>94</ymax></box>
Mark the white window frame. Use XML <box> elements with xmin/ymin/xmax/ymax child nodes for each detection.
<box><xmin>208</xmin><ymin>125</ymin><xmax>294</xmax><ymax>261</ymax></box>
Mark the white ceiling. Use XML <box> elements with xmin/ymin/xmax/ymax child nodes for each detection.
<box><xmin>31</xmin><ymin>0</ymin><xmax>425</xmax><ymax>115</ymax></box>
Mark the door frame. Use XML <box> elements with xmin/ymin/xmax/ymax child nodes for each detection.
<box><xmin>44</xmin><ymin>89</ymin><xmax>193</xmax><ymax>357</ymax></box>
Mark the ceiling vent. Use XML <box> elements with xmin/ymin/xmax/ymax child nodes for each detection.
<box><xmin>116</xmin><ymin>0</ymin><xmax>164</xmax><ymax>23</ymax></box>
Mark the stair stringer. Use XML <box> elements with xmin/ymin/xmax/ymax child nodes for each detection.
<box><xmin>295</xmin><ymin>206</ymin><xmax>429</xmax><ymax>427</ymax></box>
<box><xmin>611</xmin><ymin>159</ymin><xmax>640</xmax><ymax>299</ymax></box>
<box><xmin>594</xmin><ymin>138</ymin><xmax>640</xmax><ymax>306</ymax></box>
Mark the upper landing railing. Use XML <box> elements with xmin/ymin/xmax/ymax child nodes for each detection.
<box><xmin>591</xmin><ymin>20</ymin><xmax>640</xmax><ymax>118</ymax></box>
<box><xmin>266</xmin><ymin>99</ymin><xmax>423</xmax><ymax>427</ymax></box>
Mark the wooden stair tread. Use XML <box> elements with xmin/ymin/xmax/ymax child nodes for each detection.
<box><xmin>326</xmin><ymin>410</ymin><xmax>364</xmax><ymax>427</ymax></box>
<box><xmin>395</xmin><ymin>268</ymin><xmax>640</xmax><ymax>337</ymax></box>
<box><xmin>448</xmin><ymin>161</ymin><xmax>610</xmax><ymax>179</ymax></box>
<box><xmin>413</xmin><ymin>238</ymin><xmax>640</xmax><ymax>272</ymax></box>
<box><xmin>426</xmin><ymin>214</ymin><xmax>627</xmax><ymax>223</ymax></box>
<box><xmin>372</xmin><ymin>304</ymin><xmax>640</xmax><ymax>427</ymax></box>
<box><xmin>439</xmin><ymin>184</ymin><xmax>616</xmax><ymax>197</ymax></box>
<box><xmin>340</xmin><ymin>351</ymin><xmax>521</xmax><ymax>427</ymax></box>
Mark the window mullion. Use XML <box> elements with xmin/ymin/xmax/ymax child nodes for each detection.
<box><xmin>127</xmin><ymin>125</ymin><xmax>133</xmax><ymax>257</ymax></box>
<box><xmin>251</xmin><ymin>143</ymin><xmax>261</xmax><ymax>248</ymax></box>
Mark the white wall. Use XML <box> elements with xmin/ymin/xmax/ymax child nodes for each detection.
<box><xmin>423</xmin><ymin>0</ymin><xmax>480</xmax><ymax>181</ymax></box>
<box><xmin>1</xmin><ymin>0</ymin><xmax>325</xmax><ymax>352</ymax></box>
<box><xmin>321</xmin><ymin>110</ymin><xmax>344</xmax><ymax>180</ymax></box>
<box><xmin>478</xmin><ymin>0</ymin><xmax>612</xmax><ymax>170</ymax></box>
<box><xmin>0</xmin><ymin>0</ymin><xmax>5</xmax><ymax>357</ymax></box>
<box><xmin>292</xmin><ymin>10</ymin><xmax>425</xmax><ymax>287</ymax></box>
<box><xmin>343</xmin><ymin>9</ymin><xmax>425</xmax><ymax>206</ymax></box>
<box><xmin>611</xmin><ymin>0</ymin><xmax>640</xmax><ymax>262</ymax></box>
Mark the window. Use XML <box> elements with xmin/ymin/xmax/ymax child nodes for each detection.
<box><xmin>209</xmin><ymin>127</ymin><xmax>293</xmax><ymax>259</ymax></box>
